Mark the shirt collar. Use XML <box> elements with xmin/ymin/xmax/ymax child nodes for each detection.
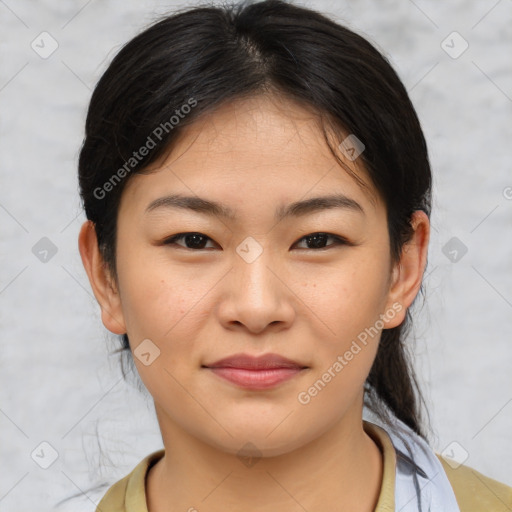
<box><xmin>365</xmin><ymin>416</ymin><xmax>461</xmax><ymax>512</ymax></box>
<box><xmin>125</xmin><ymin>448</ymin><xmax>164</xmax><ymax>511</ymax></box>
<box><xmin>363</xmin><ymin>420</ymin><xmax>397</xmax><ymax>511</ymax></box>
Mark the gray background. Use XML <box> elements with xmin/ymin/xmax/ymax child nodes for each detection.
<box><xmin>1</xmin><ymin>0</ymin><xmax>511</xmax><ymax>510</ymax></box>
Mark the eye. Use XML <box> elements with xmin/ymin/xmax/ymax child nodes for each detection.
<box><xmin>293</xmin><ymin>232</ymin><xmax>348</xmax><ymax>250</ymax></box>
<box><xmin>162</xmin><ymin>231</ymin><xmax>349</xmax><ymax>251</ymax></box>
<box><xmin>163</xmin><ymin>232</ymin><xmax>217</xmax><ymax>250</ymax></box>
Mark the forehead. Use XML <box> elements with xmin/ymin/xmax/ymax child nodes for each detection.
<box><xmin>120</xmin><ymin>94</ymin><xmax>381</xmax><ymax>219</ymax></box>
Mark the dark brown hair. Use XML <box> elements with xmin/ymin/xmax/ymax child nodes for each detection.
<box><xmin>78</xmin><ymin>0</ymin><xmax>431</xmax><ymax>438</ymax></box>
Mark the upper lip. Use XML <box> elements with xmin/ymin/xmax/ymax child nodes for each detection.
<box><xmin>204</xmin><ymin>353</ymin><xmax>306</xmax><ymax>370</ymax></box>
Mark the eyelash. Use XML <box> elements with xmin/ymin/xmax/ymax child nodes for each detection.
<box><xmin>162</xmin><ymin>232</ymin><xmax>350</xmax><ymax>251</ymax></box>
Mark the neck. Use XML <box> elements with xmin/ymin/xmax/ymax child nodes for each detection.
<box><xmin>146</xmin><ymin>406</ymin><xmax>383</xmax><ymax>512</ymax></box>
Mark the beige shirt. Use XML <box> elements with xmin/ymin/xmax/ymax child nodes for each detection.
<box><xmin>96</xmin><ymin>421</ymin><xmax>512</xmax><ymax>511</ymax></box>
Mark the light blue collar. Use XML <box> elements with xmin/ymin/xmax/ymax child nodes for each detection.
<box><xmin>363</xmin><ymin>409</ymin><xmax>461</xmax><ymax>511</ymax></box>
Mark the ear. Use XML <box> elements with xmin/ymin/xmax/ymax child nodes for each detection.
<box><xmin>78</xmin><ymin>220</ymin><xmax>127</xmax><ymax>335</ymax></box>
<box><xmin>382</xmin><ymin>210</ymin><xmax>430</xmax><ymax>328</ymax></box>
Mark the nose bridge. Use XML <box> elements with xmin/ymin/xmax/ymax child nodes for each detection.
<box><xmin>227</xmin><ymin>234</ymin><xmax>297</xmax><ymax>330</ymax></box>
<box><xmin>233</xmin><ymin>236</ymin><xmax>277</xmax><ymax>301</ymax></box>
<box><xmin>217</xmin><ymin>235</ymin><xmax>296</xmax><ymax>333</ymax></box>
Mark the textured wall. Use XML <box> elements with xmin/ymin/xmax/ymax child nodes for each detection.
<box><xmin>1</xmin><ymin>1</ymin><xmax>511</xmax><ymax>510</ymax></box>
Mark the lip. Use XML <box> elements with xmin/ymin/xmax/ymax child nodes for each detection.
<box><xmin>203</xmin><ymin>353</ymin><xmax>307</xmax><ymax>390</ymax></box>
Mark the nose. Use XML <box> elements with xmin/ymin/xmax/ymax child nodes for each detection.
<box><xmin>217</xmin><ymin>243</ymin><xmax>296</xmax><ymax>334</ymax></box>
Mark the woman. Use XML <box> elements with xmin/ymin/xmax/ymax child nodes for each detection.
<box><xmin>76</xmin><ymin>0</ymin><xmax>512</xmax><ymax>510</ymax></box>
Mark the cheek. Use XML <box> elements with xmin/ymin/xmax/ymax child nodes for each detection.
<box><xmin>293</xmin><ymin>274</ymin><xmax>385</xmax><ymax>421</ymax></box>
<box><xmin>295</xmin><ymin>249</ymin><xmax>391</xmax><ymax>388</ymax></box>
<box><xmin>303</xmin><ymin>251</ymin><xmax>391</xmax><ymax>339</ymax></box>
<box><xmin>116</xmin><ymin>255</ymin><xmax>215</xmax><ymax>413</ymax></box>
<box><xmin>116</xmin><ymin>245</ymin><xmax>214</xmax><ymax>343</ymax></box>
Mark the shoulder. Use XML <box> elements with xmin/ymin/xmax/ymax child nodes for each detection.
<box><xmin>96</xmin><ymin>474</ymin><xmax>130</xmax><ymax>512</ymax></box>
<box><xmin>437</xmin><ymin>454</ymin><xmax>512</xmax><ymax>511</ymax></box>
<box><xmin>95</xmin><ymin>449</ymin><xmax>165</xmax><ymax>512</ymax></box>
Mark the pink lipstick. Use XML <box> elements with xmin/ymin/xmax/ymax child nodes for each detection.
<box><xmin>203</xmin><ymin>353</ymin><xmax>307</xmax><ymax>390</ymax></box>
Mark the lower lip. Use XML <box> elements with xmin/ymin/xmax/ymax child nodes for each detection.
<box><xmin>207</xmin><ymin>367</ymin><xmax>304</xmax><ymax>390</ymax></box>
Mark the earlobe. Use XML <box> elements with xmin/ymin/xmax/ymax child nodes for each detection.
<box><xmin>78</xmin><ymin>220</ymin><xmax>127</xmax><ymax>335</ymax></box>
<box><xmin>383</xmin><ymin>210</ymin><xmax>430</xmax><ymax>329</ymax></box>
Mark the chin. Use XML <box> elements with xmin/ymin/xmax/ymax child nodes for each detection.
<box><xmin>217</xmin><ymin>435</ymin><xmax>305</xmax><ymax>459</ymax></box>
<box><xmin>198</xmin><ymin>420</ymin><xmax>313</xmax><ymax>459</ymax></box>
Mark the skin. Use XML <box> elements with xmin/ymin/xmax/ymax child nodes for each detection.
<box><xmin>79</xmin><ymin>93</ymin><xmax>429</xmax><ymax>511</ymax></box>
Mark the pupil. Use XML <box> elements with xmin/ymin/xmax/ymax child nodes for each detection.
<box><xmin>308</xmin><ymin>233</ymin><xmax>327</xmax><ymax>248</ymax></box>
<box><xmin>187</xmin><ymin>233</ymin><xmax>206</xmax><ymax>249</ymax></box>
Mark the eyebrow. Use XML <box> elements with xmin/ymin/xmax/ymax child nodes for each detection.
<box><xmin>145</xmin><ymin>193</ymin><xmax>365</xmax><ymax>221</ymax></box>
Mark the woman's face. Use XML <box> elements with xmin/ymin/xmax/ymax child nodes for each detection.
<box><xmin>85</xmin><ymin>94</ymin><xmax>421</xmax><ymax>456</ymax></box>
